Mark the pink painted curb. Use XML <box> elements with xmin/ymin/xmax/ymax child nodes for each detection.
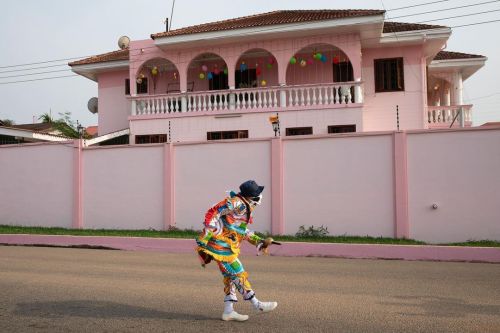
<box><xmin>1</xmin><ymin>234</ymin><xmax>499</xmax><ymax>263</ymax></box>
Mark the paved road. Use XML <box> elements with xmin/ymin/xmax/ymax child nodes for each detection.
<box><xmin>0</xmin><ymin>246</ymin><xmax>499</xmax><ymax>333</ymax></box>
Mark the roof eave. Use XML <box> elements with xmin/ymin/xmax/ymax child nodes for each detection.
<box><xmin>70</xmin><ymin>60</ymin><xmax>129</xmax><ymax>82</ymax></box>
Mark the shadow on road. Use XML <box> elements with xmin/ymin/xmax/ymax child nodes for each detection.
<box><xmin>13</xmin><ymin>300</ymin><xmax>213</xmax><ymax>321</ymax></box>
<box><xmin>380</xmin><ymin>295</ymin><xmax>500</xmax><ymax>318</ymax></box>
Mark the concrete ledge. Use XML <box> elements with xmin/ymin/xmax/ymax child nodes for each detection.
<box><xmin>1</xmin><ymin>234</ymin><xmax>499</xmax><ymax>263</ymax></box>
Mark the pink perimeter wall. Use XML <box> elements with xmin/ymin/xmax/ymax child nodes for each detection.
<box><xmin>98</xmin><ymin>70</ymin><xmax>131</xmax><ymax>135</ymax></box>
<box><xmin>407</xmin><ymin>129</ymin><xmax>500</xmax><ymax>243</ymax></box>
<box><xmin>362</xmin><ymin>45</ymin><xmax>427</xmax><ymax>131</ymax></box>
<box><xmin>283</xmin><ymin>134</ymin><xmax>395</xmax><ymax>236</ymax></box>
<box><xmin>0</xmin><ymin>142</ymin><xmax>74</xmax><ymax>228</ymax></box>
<box><xmin>1</xmin><ymin>128</ymin><xmax>500</xmax><ymax>243</ymax></box>
<box><xmin>174</xmin><ymin>140</ymin><xmax>272</xmax><ymax>233</ymax></box>
<box><xmin>83</xmin><ymin>145</ymin><xmax>164</xmax><ymax>230</ymax></box>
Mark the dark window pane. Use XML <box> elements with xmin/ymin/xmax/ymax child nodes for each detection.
<box><xmin>135</xmin><ymin>134</ymin><xmax>167</xmax><ymax>144</ymax></box>
<box><xmin>235</xmin><ymin>69</ymin><xmax>257</xmax><ymax>89</ymax></box>
<box><xmin>137</xmin><ymin>78</ymin><xmax>148</xmax><ymax>94</ymax></box>
<box><xmin>328</xmin><ymin>125</ymin><xmax>356</xmax><ymax>133</ymax></box>
<box><xmin>374</xmin><ymin>58</ymin><xmax>404</xmax><ymax>92</ymax></box>
<box><xmin>207</xmin><ymin>130</ymin><xmax>248</xmax><ymax>141</ymax></box>
<box><xmin>333</xmin><ymin>61</ymin><xmax>353</xmax><ymax>82</ymax></box>
<box><xmin>286</xmin><ymin>127</ymin><xmax>313</xmax><ymax>136</ymax></box>
<box><xmin>125</xmin><ymin>79</ymin><xmax>130</xmax><ymax>95</ymax></box>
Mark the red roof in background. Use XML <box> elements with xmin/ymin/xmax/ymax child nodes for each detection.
<box><xmin>480</xmin><ymin>122</ymin><xmax>500</xmax><ymax>127</ymax></box>
<box><xmin>151</xmin><ymin>9</ymin><xmax>386</xmax><ymax>39</ymax></box>
<box><xmin>85</xmin><ymin>126</ymin><xmax>98</xmax><ymax>137</ymax></box>
<box><xmin>69</xmin><ymin>49</ymin><xmax>129</xmax><ymax>66</ymax></box>
<box><xmin>382</xmin><ymin>21</ymin><xmax>446</xmax><ymax>33</ymax></box>
<box><xmin>10</xmin><ymin>123</ymin><xmax>56</xmax><ymax>133</ymax></box>
<box><xmin>433</xmin><ymin>50</ymin><xmax>486</xmax><ymax>60</ymax></box>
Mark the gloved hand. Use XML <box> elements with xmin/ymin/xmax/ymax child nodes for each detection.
<box><xmin>257</xmin><ymin>237</ymin><xmax>281</xmax><ymax>255</ymax></box>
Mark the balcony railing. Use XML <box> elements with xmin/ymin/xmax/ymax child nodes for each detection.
<box><xmin>427</xmin><ymin>105</ymin><xmax>473</xmax><ymax>128</ymax></box>
<box><xmin>130</xmin><ymin>82</ymin><xmax>362</xmax><ymax>116</ymax></box>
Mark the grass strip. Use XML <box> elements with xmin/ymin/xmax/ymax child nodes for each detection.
<box><xmin>0</xmin><ymin>225</ymin><xmax>499</xmax><ymax>247</ymax></box>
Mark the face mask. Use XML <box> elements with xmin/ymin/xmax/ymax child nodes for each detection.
<box><xmin>249</xmin><ymin>194</ymin><xmax>263</xmax><ymax>207</ymax></box>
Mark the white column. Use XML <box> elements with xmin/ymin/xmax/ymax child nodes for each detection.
<box><xmin>131</xmin><ymin>100</ymin><xmax>137</xmax><ymax>116</ymax></box>
<box><xmin>181</xmin><ymin>93</ymin><xmax>187</xmax><ymax>112</ymax></box>
<box><xmin>229</xmin><ymin>87</ymin><xmax>235</xmax><ymax>110</ymax></box>
<box><xmin>279</xmin><ymin>84</ymin><xmax>287</xmax><ymax>108</ymax></box>
<box><xmin>354</xmin><ymin>78</ymin><xmax>363</xmax><ymax>103</ymax></box>
<box><xmin>452</xmin><ymin>72</ymin><xmax>463</xmax><ymax>106</ymax></box>
<box><xmin>442</xmin><ymin>83</ymin><xmax>451</xmax><ymax>106</ymax></box>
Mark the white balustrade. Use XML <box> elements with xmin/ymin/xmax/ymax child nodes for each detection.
<box><xmin>427</xmin><ymin>105</ymin><xmax>473</xmax><ymax>127</ymax></box>
<box><xmin>133</xmin><ymin>94</ymin><xmax>183</xmax><ymax>115</ymax></box>
<box><xmin>283</xmin><ymin>82</ymin><xmax>359</xmax><ymax>108</ymax></box>
<box><xmin>131</xmin><ymin>81</ymin><xmax>362</xmax><ymax>116</ymax></box>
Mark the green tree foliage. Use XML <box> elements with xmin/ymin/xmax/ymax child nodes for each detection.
<box><xmin>40</xmin><ymin>112</ymin><xmax>87</xmax><ymax>139</ymax></box>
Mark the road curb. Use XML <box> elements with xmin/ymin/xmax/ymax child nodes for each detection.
<box><xmin>1</xmin><ymin>234</ymin><xmax>499</xmax><ymax>263</ymax></box>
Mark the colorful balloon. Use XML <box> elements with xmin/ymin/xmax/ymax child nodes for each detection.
<box><xmin>333</xmin><ymin>56</ymin><xmax>340</xmax><ymax>64</ymax></box>
<box><xmin>201</xmin><ymin>65</ymin><xmax>208</xmax><ymax>72</ymax></box>
<box><xmin>290</xmin><ymin>56</ymin><xmax>297</xmax><ymax>65</ymax></box>
<box><xmin>223</xmin><ymin>68</ymin><xmax>228</xmax><ymax>75</ymax></box>
<box><xmin>261</xmin><ymin>80</ymin><xmax>267</xmax><ymax>86</ymax></box>
<box><xmin>199</xmin><ymin>73</ymin><xmax>205</xmax><ymax>79</ymax></box>
<box><xmin>320</xmin><ymin>55</ymin><xmax>327</xmax><ymax>63</ymax></box>
<box><xmin>266</xmin><ymin>63</ymin><xmax>273</xmax><ymax>69</ymax></box>
<box><xmin>307</xmin><ymin>58</ymin><xmax>314</xmax><ymax>65</ymax></box>
<box><xmin>300</xmin><ymin>59</ymin><xmax>307</xmax><ymax>67</ymax></box>
<box><xmin>213</xmin><ymin>68</ymin><xmax>220</xmax><ymax>75</ymax></box>
<box><xmin>240</xmin><ymin>62</ymin><xmax>247</xmax><ymax>71</ymax></box>
<box><xmin>151</xmin><ymin>66</ymin><xmax>158</xmax><ymax>75</ymax></box>
<box><xmin>207</xmin><ymin>72</ymin><xmax>213</xmax><ymax>80</ymax></box>
<box><xmin>256</xmin><ymin>67</ymin><xmax>262</xmax><ymax>76</ymax></box>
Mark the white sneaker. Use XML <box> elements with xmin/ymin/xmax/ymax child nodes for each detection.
<box><xmin>222</xmin><ymin>311</ymin><xmax>249</xmax><ymax>322</ymax></box>
<box><xmin>258</xmin><ymin>301</ymin><xmax>278</xmax><ymax>313</ymax></box>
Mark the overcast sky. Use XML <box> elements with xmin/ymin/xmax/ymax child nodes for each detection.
<box><xmin>1</xmin><ymin>0</ymin><xmax>499</xmax><ymax>127</ymax></box>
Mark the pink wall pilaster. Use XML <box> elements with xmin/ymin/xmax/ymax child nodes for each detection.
<box><xmin>271</xmin><ymin>138</ymin><xmax>284</xmax><ymax>235</ymax></box>
<box><xmin>73</xmin><ymin>139</ymin><xmax>83</xmax><ymax>229</ymax></box>
<box><xmin>393</xmin><ymin>132</ymin><xmax>409</xmax><ymax>238</ymax></box>
<box><xmin>164</xmin><ymin>143</ymin><xmax>175</xmax><ymax>229</ymax></box>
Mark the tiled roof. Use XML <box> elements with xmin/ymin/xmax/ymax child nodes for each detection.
<box><xmin>480</xmin><ymin>121</ymin><xmax>500</xmax><ymax>127</ymax></box>
<box><xmin>383</xmin><ymin>21</ymin><xmax>447</xmax><ymax>33</ymax></box>
<box><xmin>69</xmin><ymin>49</ymin><xmax>129</xmax><ymax>66</ymax></box>
<box><xmin>85</xmin><ymin>126</ymin><xmax>98</xmax><ymax>137</ymax></box>
<box><xmin>433</xmin><ymin>51</ymin><xmax>486</xmax><ymax>61</ymax></box>
<box><xmin>11</xmin><ymin>123</ymin><xmax>56</xmax><ymax>133</ymax></box>
<box><xmin>151</xmin><ymin>9</ymin><xmax>386</xmax><ymax>39</ymax></box>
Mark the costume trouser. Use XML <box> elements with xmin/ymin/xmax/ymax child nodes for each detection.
<box><xmin>217</xmin><ymin>258</ymin><xmax>256</xmax><ymax>302</ymax></box>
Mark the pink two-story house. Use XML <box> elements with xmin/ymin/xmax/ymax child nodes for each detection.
<box><xmin>69</xmin><ymin>9</ymin><xmax>487</xmax><ymax>144</ymax></box>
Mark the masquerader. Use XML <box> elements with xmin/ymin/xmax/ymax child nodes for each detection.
<box><xmin>195</xmin><ymin>180</ymin><xmax>278</xmax><ymax>322</ymax></box>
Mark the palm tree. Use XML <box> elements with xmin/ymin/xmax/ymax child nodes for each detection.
<box><xmin>38</xmin><ymin>112</ymin><xmax>54</xmax><ymax>123</ymax></box>
<box><xmin>0</xmin><ymin>119</ymin><xmax>15</xmax><ymax>126</ymax></box>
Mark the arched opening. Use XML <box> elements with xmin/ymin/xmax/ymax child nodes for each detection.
<box><xmin>286</xmin><ymin>44</ymin><xmax>353</xmax><ymax>86</ymax></box>
<box><xmin>187</xmin><ymin>53</ymin><xmax>228</xmax><ymax>92</ymax></box>
<box><xmin>235</xmin><ymin>49</ymin><xmax>278</xmax><ymax>89</ymax></box>
<box><xmin>135</xmin><ymin>58</ymin><xmax>179</xmax><ymax>95</ymax></box>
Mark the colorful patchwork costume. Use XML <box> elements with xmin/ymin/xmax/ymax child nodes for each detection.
<box><xmin>196</xmin><ymin>180</ymin><xmax>278</xmax><ymax>322</ymax></box>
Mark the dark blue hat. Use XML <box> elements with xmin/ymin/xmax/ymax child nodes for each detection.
<box><xmin>239</xmin><ymin>180</ymin><xmax>264</xmax><ymax>197</ymax></box>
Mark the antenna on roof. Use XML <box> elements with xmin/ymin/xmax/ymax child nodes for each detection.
<box><xmin>87</xmin><ymin>97</ymin><xmax>98</xmax><ymax>114</ymax></box>
<box><xmin>165</xmin><ymin>18</ymin><xmax>169</xmax><ymax>32</ymax></box>
<box><xmin>117</xmin><ymin>36</ymin><xmax>130</xmax><ymax>50</ymax></box>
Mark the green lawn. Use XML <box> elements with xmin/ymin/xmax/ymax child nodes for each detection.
<box><xmin>1</xmin><ymin>225</ymin><xmax>499</xmax><ymax>247</ymax></box>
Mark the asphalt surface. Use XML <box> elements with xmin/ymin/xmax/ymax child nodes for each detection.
<box><xmin>0</xmin><ymin>246</ymin><xmax>499</xmax><ymax>333</ymax></box>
